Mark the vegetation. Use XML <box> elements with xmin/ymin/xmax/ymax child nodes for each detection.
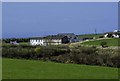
<box><xmin>2</xmin><ymin>36</ymin><xmax>120</xmax><ymax>79</ymax></box>
<box><xmin>77</xmin><ymin>34</ymin><xmax>104</xmax><ymax>39</ymax></box>
<box><xmin>101</xmin><ymin>41</ymin><xmax>108</xmax><ymax>47</ymax></box>
<box><xmin>2</xmin><ymin>44</ymin><xmax>120</xmax><ymax>67</ymax></box>
<box><xmin>3</xmin><ymin>58</ymin><xmax>118</xmax><ymax>79</ymax></box>
<box><xmin>2</xmin><ymin>38</ymin><xmax>30</xmax><ymax>43</ymax></box>
<box><xmin>81</xmin><ymin>38</ymin><xmax>120</xmax><ymax>46</ymax></box>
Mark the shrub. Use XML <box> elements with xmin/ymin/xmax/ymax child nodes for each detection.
<box><xmin>81</xmin><ymin>46</ymin><xmax>97</xmax><ymax>55</ymax></box>
<box><xmin>35</xmin><ymin>47</ymin><xmax>41</xmax><ymax>54</ymax></box>
<box><xmin>2</xmin><ymin>44</ymin><xmax>119</xmax><ymax>67</ymax></box>
<box><xmin>111</xmin><ymin>55</ymin><xmax>120</xmax><ymax>67</ymax></box>
<box><xmin>101</xmin><ymin>41</ymin><xmax>107</xmax><ymax>47</ymax></box>
<box><xmin>99</xmin><ymin>36</ymin><xmax>104</xmax><ymax>38</ymax></box>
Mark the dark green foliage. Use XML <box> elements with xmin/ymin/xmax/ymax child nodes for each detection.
<box><xmin>111</xmin><ymin>55</ymin><xmax>120</xmax><ymax>67</ymax></box>
<box><xmin>2</xmin><ymin>47</ymin><xmax>35</xmax><ymax>59</ymax></box>
<box><xmin>99</xmin><ymin>36</ymin><xmax>104</xmax><ymax>38</ymax></box>
<box><xmin>80</xmin><ymin>46</ymin><xmax>97</xmax><ymax>55</ymax></box>
<box><xmin>101</xmin><ymin>41</ymin><xmax>108</xmax><ymax>47</ymax></box>
<box><xmin>3</xmin><ymin>38</ymin><xmax>30</xmax><ymax>43</ymax></box>
<box><xmin>2</xmin><ymin>44</ymin><xmax>119</xmax><ymax>67</ymax></box>
<box><xmin>36</xmin><ymin>45</ymin><xmax>70</xmax><ymax>57</ymax></box>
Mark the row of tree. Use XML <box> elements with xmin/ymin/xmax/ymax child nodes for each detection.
<box><xmin>3</xmin><ymin>38</ymin><xmax>30</xmax><ymax>43</ymax></box>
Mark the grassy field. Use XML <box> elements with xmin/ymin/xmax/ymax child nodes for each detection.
<box><xmin>19</xmin><ymin>42</ymin><xmax>30</xmax><ymax>45</ymax></box>
<box><xmin>78</xmin><ymin>34</ymin><xmax>104</xmax><ymax>39</ymax></box>
<box><xmin>2</xmin><ymin>58</ymin><xmax>118</xmax><ymax>79</ymax></box>
<box><xmin>81</xmin><ymin>38</ymin><xmax>120</xmax><ymax>46</ymax></box>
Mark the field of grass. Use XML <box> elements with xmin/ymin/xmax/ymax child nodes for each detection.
<box><xmin>78</xmin><ymin>34</ymin><xmax>104</xmax><ymax>39</ymax></box>
<box><xmin>81</xmin><ymin>38</ymin><xmax>120</xmax><ymax>46</ymax></box>
<box><xmin>2</xmin><ymin>58</ymin><xmax>118</xmax><ymax>79</ymax></box>
<box><xmin>19</xmin><ymin>42</ymin><xmax>30</xmax><ymax>45</ymax></box>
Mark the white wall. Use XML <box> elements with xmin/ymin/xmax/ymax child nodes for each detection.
<box><xmin>104</xmin><ymin>33</ymin><xmax>119</xmax><ymax>38</ymax></box>
<box><xmin>30</xmin><ymin>39</ymin><xmax>62</xmax><ymax>46</ymax></box>
<box><xmin>104</xmin><ymin>34</ymin><xmax>108</xmax><ymax>38</ymax></box>
<box><xmin>30</xmin><ymin>39</ymin><xmax>45</xmax><ymax>46</ymax></box>
<box><xmin>112</xmin><ymin>34</ymin><xmax>119</xmax><ymax>38</ymax></box>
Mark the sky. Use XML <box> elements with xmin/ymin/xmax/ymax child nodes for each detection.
<box><xmin>2</xmin><ymin>2</ymin><xmax>118</xmax><ymax>38</ymax></box>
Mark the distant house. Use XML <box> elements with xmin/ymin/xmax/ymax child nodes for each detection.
<box><xmin>10</xmin><ymin>41</ymin><xmax>19</xmax><ymax>45</ymax></box>
<box><xmin>57</xmin><ymin>33</ymin><xmax>79</xmax><ymax>42</ymax></box>
<box><xmin>30</xmin><ymin>33</ymin><xmax>78</xmax><ymax>46</ymax></box>
<box><xmin>104</xmin><ymin>30</ymin><xmax>120</xmax><ymax>38</ymax></box>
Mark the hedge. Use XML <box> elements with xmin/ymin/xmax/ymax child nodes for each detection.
<box><xmin>2</xmin><ymin>44</ymin><xmax>120</xmax><ymax>67</ymax></box>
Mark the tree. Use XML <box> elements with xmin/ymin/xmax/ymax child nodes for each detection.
<box><xmin>34</xmin><ymin>47</ymin><xmax>41</xmax><ymax>54</ymax></box>
<box><xmin>101</xmin><ymin>41</ymin><xmax>107</xmax><ymax>48</ymax></box>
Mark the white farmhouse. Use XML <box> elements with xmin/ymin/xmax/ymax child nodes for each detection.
<box><xmin>104</xmin><ymin>30</ymin><xmax>120</xmax><ymax>38</ymax></box>
<box><xmin>30</xmin><ymin>39</ymin><xmax>46</xmax><ymax>46</ymax></box>
<box><xmin>30</xmin><ymin>36</ymin><xmax>69</xmax><ymax>46</ymax></box>
<box><xmin>30</xmin><ymin>33</ymin><xmax>78</xmax><ymax>46</ymax></box>
<box><xmin>112</xmin><ymin>34</ymin><xmax>119</xmax><ymax>38</ymax></box>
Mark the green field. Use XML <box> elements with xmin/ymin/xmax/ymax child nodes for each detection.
<box><xmin>2</xmin><ymin>58</ymin><xmax>118</xmax><ymax>79</ymax></box>
<box><xmin>81</xmin><ymin>38</ymin><xmax>120</xmax><ymax>46</ymax></box>
<box><xmin>78</xmin><ymin>34</ymin><xmax>104</xmax><ymax>39</ymax></box>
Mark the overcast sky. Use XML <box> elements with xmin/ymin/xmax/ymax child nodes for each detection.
<box><xmin>2</xmin><ymin>2</ymin><xmax>118</xmax><ymax>38</ymax></box>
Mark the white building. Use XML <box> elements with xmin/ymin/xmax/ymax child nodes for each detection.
<box><xmin>104</xmin><ymin>30</ymin><xmax>120</xmax><ymax>38</ymax></box>
<box><xmin>30</xmin><ymin>39</ymin><xmax>62</xmax><ymax>46</ymax></box>
<box><xmin>112</xmin><ymin>34</ymin><xmax>119</xmax><ymax>38</ymax></box>
<box><xmin>30</xmin><ymin>39</ymin><xmax>46</xmax><ymax>46</ymax></box>
<box><xmin>30</xmin><ymin>33</ymin><xmax>78</xmax><ymax>46</ymax></box>
<box><xmin>10</xmin><ymin>41</ymin><xmax>19</xmax><ymax>45</ymax></box>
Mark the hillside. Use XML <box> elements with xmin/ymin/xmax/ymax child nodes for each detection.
<box><xmin>77</xmin><ymin>34</ymin><xmax>104</xmax><ymax>39</ymax></box>
<box><xmin>80</xmin><ymin>38</ymin><xmax>120</xmax><ymax>46</ymax></box>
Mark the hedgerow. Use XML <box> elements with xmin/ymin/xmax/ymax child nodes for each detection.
<box><xmin>2</xmin><ymin>44</ymin><xmax>119</xmax><ymax>67</ymax></box>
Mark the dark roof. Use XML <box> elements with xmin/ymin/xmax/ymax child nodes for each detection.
<box><xmin>57</xmin><ymin>33</ymin><xmax>76</xmax><ymax>38</ymax></box>
<box><xmin>45</xmin><ymin>35</ymin><xmax>67</xmax><ymax>39</ymax></box>
<box><xmin>30</xmin><ymin>35</ymin><xmax>67</xmax><ymax>39</ymax></box>
<box><xmin>30</xmin><ymin>33</ymin><xmax>76</xmax><ymax>39</ymax></box>
<box><xmin>57</xmin><ymin>33</ymin><xmax>75</xmax><ymax>36</ymax></box>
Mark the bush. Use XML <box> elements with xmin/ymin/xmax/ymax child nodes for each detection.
<box><xmin>2</xmin><ymin>44</ymin><xmax>119</xmax><ymax>67</ymax></box>
<box><xmin>101</xmin><ymin>41</ymin><xmax>108</xmax><ymax>47</ymax></box>
<box><xmin>111</xmin><ymin>55</ymin><xmax>120</xmax><ymax>67</ymax></box>
<box><xmin>99</xmin><ymin>36</ymin><xmax>104</xmax><ymax>38</ymax></box>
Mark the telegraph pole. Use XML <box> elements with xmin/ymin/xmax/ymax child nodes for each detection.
<box><xmin>95</xmin><ymin>28</ymin><xmax>97</xmax><ymax>35</ymax></box>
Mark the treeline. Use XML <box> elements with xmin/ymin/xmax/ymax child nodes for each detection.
<box><xmin>2</xmin><ymin>44</ymin><xmax>120</xmax><ymax>67</ymax></box>
<box><xmin>3</xmin><ymin>38</ymin><xmax>30</xmax><ymax>43</ymax></box>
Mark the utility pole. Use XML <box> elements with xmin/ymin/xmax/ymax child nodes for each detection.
<box><xmin>95</xmin><ymin>28</ymin><xmax>97</xmax><ymax>35</ymax></box>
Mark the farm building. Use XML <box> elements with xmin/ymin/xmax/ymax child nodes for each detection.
<box><xmin>57</xmin><ymin>33</ymin><xmax>78</xmax><ymax>42</ymax></box>
<box><xmin>104</xmin><ymin>30</ymin><xmax>120</xmax><ymax>38</ymax></box>
<box><xmin>10</xmin><ymin>41</ymin><xmax>19</xmax><ymax>45</ymax></box>
<box><xmin>30</xmin><ymin>33</ymin><xmax>78</xmax><ymax>46</ymax></box>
